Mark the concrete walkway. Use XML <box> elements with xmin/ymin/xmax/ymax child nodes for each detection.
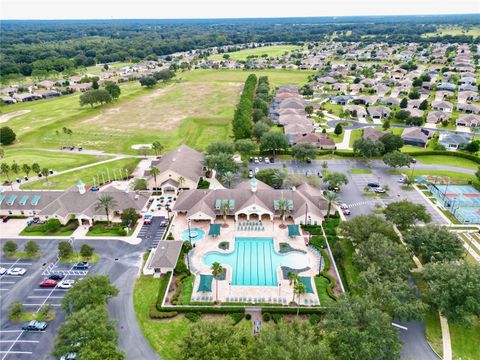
<box><xmin>336</xmin><ymin>129</ymin><xmax>352</xmax><ymax>150</ymax></box>
<box><xmin>440</xmin><ymin>314</ymin><xmax>452</xmax><ymax>360</ymax></box>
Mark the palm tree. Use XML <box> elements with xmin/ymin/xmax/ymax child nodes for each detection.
<box><xmin>151</xmin><ymin>141</ymin><xmax>164</xmax><ymax>156</ymax></box>
<box><xmin>31</xmin><ymin>163</ymin><xmax>40</xmax><ymax>175</ymax></box>
<box><xmin>321</xmin><ymin>161</ymin><xmax>328</xmax><ymax>170</ymax></box>
<box><xmin>10</xmin><ymin>162</ymin><xmax>19</xmax><ymax>176</ymax></box>
<box><xmin>294</xmin><ymin>282</ymin><xmax>307</xmax><ymax>315</ymax></box>
<box><xmin>288</xmin><ymin>272</ymin><xmax>299</xmax><ymax>303</ymax></box>
<box><xmin>211</xmin><ymin>262</ymin><xmax>224</xmax><ymax>303</ymax></box>
<box><xmin>177</xmin><ymin>176</ymin><xmax>185</xmax><ymax>191</ymax></box>
<box><xmin>324</xmin><ymin>191</ymin><xmax>339</xmax><ymax>218</ymax></box>
<box><xmin>150</xmin><ymin>166</ymin><xmax>160</xmax><ymax>190</ymax></box>
<box><xmin>278</xmin><ymin>198</ymin><xmax>289</xmax><ymax>227</ymax></box>
<box><xmin>22</xmin><ymin>164</ymin><xmax>31</xmax><ymax>178</ymax></box>
<box><xmin>220</xmin><ymin>201</ymin><xmax>230</xmax><ymax>226</ymax></box>
<box><xmin>222</xmin><ymin>172</ymin><xmax>235</xmax><ymax>188</ymax></box>
<box><xmin>41</xmin><ymin>168</ymin><xmax>50</xmax><ymax>187</ymax></box>
<box><xmin>272</xmin><ymin>169</ymin><xmax>288</xmax><ymax>187</ymax></box>
<box><xmin>1</xmin><ymin>163</ymin><xmax>10</xmax><ymax>182</ymax></box>
<box><xmin>94</xmin><ymin>194</ymin><xmax>118</xmax><ymax>226</ymax></box>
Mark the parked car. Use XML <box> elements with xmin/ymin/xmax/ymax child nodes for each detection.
<box><xmin>411</xmin><ymin>158</ymin><xmax>417</xmax><ymax>164</ymax></box>
<box><xmin>40</xmin><ymin>279</ymin><xmax>57</xmax><ymax>288</ymax></box>
<box><xmin>73</xmin><ymin>262</ymin><xmax>89</xmax><ymax>270</ymax></box>
<box><xmin>306</xmin><ymin>159</ymin><xmax>312</xmax><ymax>164</ymax></box>
<box><xmin>340</xmin><ymin>203</ymin><xmax>349</xmax><ymax>210</ymax></box>
<box><xmin>48</xmin><ymin>273</ymin><xmax>64</xmax><ymax>281</ymax></box>
<box><xmin>270</xmin><ymin>157</ymin><xmax>275</xmax><ymax>163</ymax></box>
<box><xmin>24</xmin><ymin>176</ymin><xmax>29</xmax><ymax>181</ymax></box>
<box><xmin>254</xmin><ymin>167</ymin><xmax>259</xmax><ymax>174</ymax></box>
<box><xmin>2</xmin><ymin>216</ymin><xmax>8</xmax><ymax>223</ymax></box>
<box><xmin>16</xmin><ymin>178</ymin><xmax>21</xmax><ymax>183</ymax></box>
<box><xmin>60</xmin><ymin>353</ymin><xmax>77</xmax><ymax>360</ymax></box>
<box><xmin>328</xmin><ymin>186</ymin><xmax>340</xmax><ymax>192</ymax></box>
<box><xmin>374</xmin><ymin>187</ymin><xmax>386</xmax><ymax>193</ymax></box>
<box><xmin>367</xmin><ymin>182</ymin><xmax>380</xmax><ymax>187</ymax></box>
<box><xmin>265</xmin><ymin>157</ymin><xmax>270</xmax><ymax>164</ymax></box>
<box><xmin>160</xmin><ymin>220</ymin><xmax>168</xmax><ymax>227</ymax></box>
<box><xmin>0</xmin><ymin>267</ymin><xmax>6</xmax><ymax>275</ymax></box>
<box><xmin>342</xmin><ymin>208</ymin><xmax>351</xmax><ymax>215</ymax></box>
<box><xmin>144</xmin><ymin>217</ymin><xmax>152</xmax><ymax>225</ymax></box>
<box><xmin>7</xmin><ymin>268</ymin><xmax>26</xmax><ymax>276</ymax></box>
<box><xmin>58</xmin><ymin>279</ymin><xmax>75</xmax><ymax>289</ymax></box>
<box><xmin>254</xmin><ymin>157</ymin><xmax>259</xmax><ymax>164</ymax></box>
<box><xmin>22</xmin><ymin>320</ymin><xmax>47</xmax><ymax>331</ymax></box>
<box><xmin>397</xmin><ymin>177</ymin><xmax>406</xmax><ymax>183</ymax></box>
<box><xmin>248</xmin><ymin>169</ymin><xmax>254</xmax><ymax>178</ymax></box>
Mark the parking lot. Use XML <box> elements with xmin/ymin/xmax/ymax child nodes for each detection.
<box><xmin>138</xmin><ymin>216</ymin><xmax>167</xmax><ymax>249</ymax></box>
<box><xmin>0</xmin><ymin>253</ymin><xmax>94</xmax><ymax>360</ymax></box>
<box><xmin>0</xmin><ymin>259</ymin><xmax>35</xmax><ymax>295</ymax></box>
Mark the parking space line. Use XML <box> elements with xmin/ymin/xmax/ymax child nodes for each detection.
<box><xmin>0</xmin><ymin>282</ymin><xmax>14</xmax><ymax>285</ymax></box>
<box><xmin>0</xmin><ymin>263</ymin><xmax>32</xmax><ymax>266</ymax></box>
<box><xmin>0</xmin><ymin>331</ymin><xmax>23</xmax><ymax>333</ymax></box>
<box><xmin>27</xmin><ymin>296</ymin><xmax>63</xmax><ymax>299</ymax></box>
<box><xmin>0</xmin><ymin>351</ymin><xmax>33</xmax><ymax>355</ymax></box>
<box><xmin>22</xmin><ymin>303</ymin><xmax>61</xmax><ymax>307</ymax></box>
<box><xmin>1</xmin><ymin>330</ymin><xmax>25</xmax><ymax>360</ymax></box>
<box><xmin>0</xmin><ymin>259</ymin><xmax>21</xmax><ymax>281</ymax></box>
<box><xmin>0</xmin><ymin>340</ymin><xmax>39</xmax><ymax>343</ymax></box>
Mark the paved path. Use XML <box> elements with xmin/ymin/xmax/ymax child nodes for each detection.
<box><xmin>440</xmin><ymin>314</ymin><xmax>452</xmax><ymax>360</ymax></box>
<box><xmin>335</xmin><ymin>129</ymin><xmax>352</xmax><ymax>150</ymax></box>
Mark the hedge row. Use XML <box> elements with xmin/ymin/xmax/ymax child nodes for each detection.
<box><xmin>261</xmin><ymin>307</ymin><xmax>327</xmax><ymax>315</ymax></box>
<box><xmin>320</xmin><ymin>249</ymin><xmax>338</xmax><ymax>301</ymax></box>
<box><xmin>232</xmin><ymin>74</ymin><xmax>257</xmax><ymax>140</ymax></box>
<box><xmin>402</xmin><ymin>150</ymin><xmax>480</xmax><ymax>164</ymax></box>
<box><xmin>155</xmin><ymin>272</ymin><xmax>171</xmax><ymax>308</ymax></box>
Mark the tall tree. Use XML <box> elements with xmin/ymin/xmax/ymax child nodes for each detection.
<box><xmin>323</xmin><ymin>172</ymin><xmax>348</xmax><ymax>190</ymax></box>
<box><xmin>324</xmin><ymin>191</ymin><xmax>339</xmax><ymax>218</ymax></box>
<box><xmin>0</xmin><ymin>126</ymin><xmax>16</xmax><ymax>145</ymax></box>
<box><xmin>291</xmin><ymin>143</ymin><xmax>317</xmax><ymax>162</ymax></box>
<box><xmin>211</xmin><ymin>262</ymin><xmax>224</xmax><ymax>303</ymax></box>
<box><xmin>288</xmin><ymin>272</ymin><xmax>299</xmax><ymax>303</ymax></box>
<box><xmin>94</xmin><ymin>194</ymin><xmax>118</xmax><ymax>225</ymax></box>
<box><xmin>22</xmin><ymin>163</ymin><xmax>31</xmax><ymax>178</ymax></box>
<box><xmin>259</xmin><ymin>132</ymin><xmax>289</xmax><ymax>156</ymax></box>
<box><xmin>353</xmin><ymin>138</ymin><xmax>384</xmax><ymax>158</ymax></box>
<box><xmin>338</xmin><ymin>215</ymin><xmax>398</xmax><ymax>245</ymax></box>
<box><xmin>384</xmin><ymin>200</ymin><xmax>431</xmax><ymax>231</ymax></box>
<box><xmin>404</xmin><ymin>225</ymin><xmax>464</xmax><ymax>263</ymax></box>
<box><xmin>383</xmin><ymin>151</ymin><xmax>412</xmax><ymax>168</ymax></box>
<box><xmin>151</xmin><ymin>141</ymin><xmax>164</xmax><ymax>156</ymax></box>
<box><xmin>149</xmin><ymin>166</ymin><xmax>160</xmax><ymax>189</ymax></box>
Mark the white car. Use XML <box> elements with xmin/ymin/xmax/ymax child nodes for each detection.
<box><xmin>254</xmin><ymin>157</ymin><xmax>259</xmax><ymax>164</ymax></box>
<box><xmin>0</xmin><ymin>267</ymin><xmax>6</xmax><ymax>275</ymax></box>
<box><xmin>254</xmin><ymin>167</ymin><xmax>259</xmax><ymax>174</ymax></box>
<box><xmin>58</xmin><ymin>279</ymin><xmax>75</xmax><ymax>289</ymax></box>
<box><xmin>340</xmin><ymin>203</ymin><xmax>349</xmax><ymax>210</ymax></box>
<box><xmin>7</xmin><ymin>268</ymin><xmax>26</xmax><ymax>276</ymax></box>
<box><xmin>265</xmin><ymin>157</ymin><xmax>270</xmax><ymax>164</ymax></box>
<box><xmin>374</xmin><ymin>187</ymin><xmax>386</xmax><ymax>194</ymax></box>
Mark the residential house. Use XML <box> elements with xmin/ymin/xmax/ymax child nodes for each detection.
<box><xmin>292</xmin><ymin>133</ymin><xmax>336</xmax><ymax>149</ymax></box>
<box><xmin>346</xmin><ymin>105</ymin><xmax>367</xmax><ymax>119</ymax></box>
<box><xmin>456</xmin><ymin>114</ymin><xmax>480</xmax><ymax>127</ymax></box>
<box><xmin>330</xmin><ymin>95</ymin><xmax>353</xmax><ymax>106</ymax></box>
<box><xmin>368</xmin><ymin>106</ymin><xmax>391</xmax><ymax>120</ymax></box>
<box><xmin>431</xmin><ymin>101</ymin><xmax>453</xmax><ymax>112</ymax></box>
<box><xmin>427</xmin><ymin>111</ymin><xmax>451</xmax><ymax>124</ymax></box>
<box><xmin>401</xmin><ymin>127</ymin><xmax>433</xmax><ymax>147</ymax></box>
<box><xmin>438</xmin><ymin>133</ymin><xmax>472</xmax><ymax>151</ymax></box>
<box><xmin>363</xmin><ymin>127</ymin><xmax>387</xmax><ymax>141</ymax></box>
<box><xmin>457</xmin><ymin>103</ymin><xmax>480</xmax><ymax>114</ymax></box>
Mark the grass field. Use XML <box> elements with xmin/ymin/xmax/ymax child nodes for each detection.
<box><xmin>0</xmin><ymin>149</ymin><xmax>109</xmax><ymax>182</ymax></box>
<box><xmin>2</xmin><ymin>69</ymin><xmax>313</xmax><ymax>155</ymax></box>
<box><xmin>425</xmin><ymin>311</ymin><xmax>443</xmax><ymax>357</ymax></box>
<box><xmin>414</xmin><ymin>155</ymin><xmax>479</xmax><ymax>170</ymax></box>
<box><xmin>21</xmin><ymin>157</ymin><xmax>140</xmax><ymax>190</ymax></box>
<box><xmin>391</xmin><ymin>169</ymin><xmax>476</xmax><ymax>184</ymax></box>
<box><xmin>133</xmin><ymin>273</ymin><xmax>190</xmax><ymax>360</ymax></box>
<box><xmin>209</xmin><ymin>45</ymin><xmax>302</xmax><ymax>60</ymax></box>
<box><xmin>422</xmin><ymin>26</ymin><xmax>480</xmax><ymax>38</ymax></box>
<box><xmin>450</xmin><ymin>318</ymin><xmax>480</xmax><ymax>360</ymax></box>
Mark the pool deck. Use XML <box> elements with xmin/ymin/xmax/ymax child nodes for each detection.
<box><xmin>171</xmin><ymin>214</ymin><xmax>323</xmax><ymax>305</ymax></box>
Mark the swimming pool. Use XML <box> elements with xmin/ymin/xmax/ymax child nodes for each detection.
<box><xmin>181</xmin><ymin>228</ymin><xmax>205</xmax><ymax>243</ymax></box>
<box><xmin>203</xmin><ymin>237</ymin><xmax>309</xmax><ymax>286</ymax></box>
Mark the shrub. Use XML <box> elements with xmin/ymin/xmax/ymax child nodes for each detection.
<box><xmin>117</xmin><ymin>228</ymin><xmax>127</xmax><ymax>236</ymax></box>
<box><xmin>320</xmin><ymin>250</ymin><xmax>331</xmax><ymax>273</ymax></box>
<box><xmin>0</xmin><ymin>126</ymin><xmax>16</xmax><ymax>145</ymax></box>
<box><xmin>38</xmin><ymin>304</ymin><xmax>51</xmax><ymax>320</ymax></box>
<box><xmin>197</xmin><ymin>180</ymin><xmax>210</xmax><ymax>189</ymax></box>
<box><xmin>24</xmin><ymin>241</ymin><xmax>39</xmax><ymax>256</ymax></box>
<box><xmin>185</xmin><ymin>312</ymin><xmax>202</xmax><ymax>322</ymax></box>
<box><xmin>3</xmin><ymin>240</ymin><xmax>17</xmax><ymax>256</ymax></box>
<box><xmin>310</xmin><ymin>236</ymin><xmax>326</xmax><ymax>250</ymax></box>
<box><xmin>229</xmin><ymin>312</ymin><xmax>245</xmax><ymax>324</ymax></box>
<box><xmin>245</xmin><ymin>314</ymin><xmax>252</xmax><ymax>320</ymax></box>
<box><xmin>149</xmin><ymin>303</ymin><xmax>178</xmax><ymax>319</ymax></box>
<box><xmin>8</xmin><ymin>301</ymin><xmax>23</xmax><ymax>320</ymax></box>
<box><xmin>43</xmin><ymin>219</ymin><xmax>62</xmax><ymax>232</ymax></box>
<box><xmin>58</xmin><ymin>241</ymin><xmax>73</xmax><ymax>258</ymax></box>
<box><xmin>80</xmin><ymin>244</ymin><xmax>94</xmax><ymax>258</ymax></box>
<box><xmin>272</xmin><ymin>313</ymin><xmax>282</xmax><ymax>324</ymax></box>
<box><xmin>309</xmin><ymin>313</ymin><xmax>321</xmax><ymax>325</ymax></box>
<box><xmin>219</xmin><ymin>242</ymin><xmax>229</xmax><ymax>250</ymax></box>
<box><xmin>263</xmin><ymin>312</ymin><xmax>271</xmax><ymax>322</ymax></box>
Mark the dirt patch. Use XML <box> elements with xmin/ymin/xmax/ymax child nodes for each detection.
<box><xmin>0</xmin><ymin>110</ymin><xmax>31</xmax><ymax>124</ymax></box>
<box><xmin>79</xmin><ymin>82</ymin><xmax>242</xmax><ymax>133</ymax></box>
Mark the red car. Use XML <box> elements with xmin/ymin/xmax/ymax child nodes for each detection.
<box><xmin>39</xmin><ymin>279</ymin><xmax>57</xmax><ymax>288</ymax></box>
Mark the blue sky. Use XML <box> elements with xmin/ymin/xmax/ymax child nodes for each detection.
<box><xmin>1</xmin><ymin>0</ymin><xmax>479</xmax><ymax>20</ymax></box>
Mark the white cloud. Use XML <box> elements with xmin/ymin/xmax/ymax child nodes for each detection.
<box><xmin>1</xmin><ymin>0</ymin><xmax>479</xmax><ymax>20</ymax></box>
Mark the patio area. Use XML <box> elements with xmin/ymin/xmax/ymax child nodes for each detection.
<box><xmin>171</xmin><ymin>214</ymin><xmax>323</xmax><ymax>305</ymax></box>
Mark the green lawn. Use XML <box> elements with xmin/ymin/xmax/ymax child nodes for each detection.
<box><xmin>348</xmin><ymin>168</ymin><xmax>372</xmax><ymax>174</ymax></box>
<box><xmin>5</xmin><ymin>251</ymin><xmax>40</xmax><ymax>259</ymax></box>
<box><xmin>133</xmin><ymin>274</ymin><xmax>190</xmax><ymax>360</ymax></box>
<box><xmin>21</xmin><ymin>157</ymin><xmax>140</xmax><ymax>190</ymax></box>
<box><xmin>86</xmin><ymin>222</ymin><xmax>130</xmax><ymax>237</ymax></box>
<box><xmin>414</xmin><ymin>155</ymin><xmax>479</xmax><ymax>170</ymax></box>
<box><xmin>0</xmin><ymin>150</ymin><xmax>109</xmax><ymax>183</ymax></box>
<box><xmin>330</xmin><ymin>131</ymin><xmax>345</xmax><ymax>144</ymax></box>
<box><xmin>314</xmin><ymin>276</ymin><xmax>336</xmax><ymax>306</ymax></box>
<box><xmin>20</xmin><ymin>220</ymin><xmax>78</xmax><ymax>236</ymax></box>
<box><xmin>339</xmin><ymin>239</ymin><xmax>359</xmax><ymax>292</ymax></box>
<box><xmin>349</xmin><ymin>129</ymin><xmax>362</xmax><ymax>148</ymax></box>
<box><xmin>60</xmin><ymin>253</ymin><xmax>100</xmax><ymax>263</ymax></box>
<box><xmin>179</xmin><ymin>69</ymin><xmax>314</xmax><ymax>87</ymax></box>
<box><xmin>209</xmin><ymin>45</ymin><xmax>302</xmax><ymax>61</ymax></box>
<box><xmin>450</xmin><ymin>318</ymin><xmax>480</xmax><ymax>360</ymax></box>
<box><xmin>391</xmin><ymin>169</ymin><xmax>476</xmax><ymax>184</ymax></box>
<box><xmin>322</xmin><ymin>103</ymin><xmax>343</xmax><ymax>117</ymax></box>
<box><xmin>180</xmin><ymin>275</ymin><xmax>195</xmax><ymax>305</ymax></box>
<box><xmin>425</xmin><ymin>311</ymin><xmax>443</xmax><ymax>358</ymax></box>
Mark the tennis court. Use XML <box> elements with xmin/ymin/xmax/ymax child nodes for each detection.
<box><xmin>428</xmin><ymin>184</ymin><xmax>480</xmax><ymax>224</ymax></box>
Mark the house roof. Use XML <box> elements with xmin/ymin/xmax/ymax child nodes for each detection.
<box><xmin>151</xmin><ymin>145</ymin><xmax>204</xmax><ymax>183</ymax></box>
<box><xmin>148</xmin><ymin>240</ymin><xmax>184</xmax><ymax>269</ymax></box>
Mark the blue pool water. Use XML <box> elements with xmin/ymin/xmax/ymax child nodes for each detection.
<box><xmin>203</xmin><ymin>237</ymin><xmax>309</xmax><ymax>286</ymax></box>
<box><xmin>181</xmin><ymin>228</ymin><xmax>205</xmax><ymax>243</ymax></box>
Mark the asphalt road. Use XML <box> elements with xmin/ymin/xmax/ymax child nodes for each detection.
<box><xmin>0</xmin><ymin>238</ymin><xmax>160</xmax><ymax>360</ymax></box>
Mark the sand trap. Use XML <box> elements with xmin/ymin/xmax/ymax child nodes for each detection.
<box><xmin>131</xmin><ymin>144</ymin><xmax>153</xmax><ymax>150</ymax></box>
<box><xmin>0</xmin><ymin>110</ymin><xmax>31</xmax><ymax>124</ymax></box>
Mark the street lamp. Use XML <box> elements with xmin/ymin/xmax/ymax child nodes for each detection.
<box><xmin>186</xmin><ymin>218</ymin><xmax>192</xmax><ymax>271</ymax></box>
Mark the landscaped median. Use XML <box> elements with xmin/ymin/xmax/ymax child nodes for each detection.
<box><xmin>20</xmin><ymin>219</ymin><xmax>78</xmax><ymax>236</ymax></box>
